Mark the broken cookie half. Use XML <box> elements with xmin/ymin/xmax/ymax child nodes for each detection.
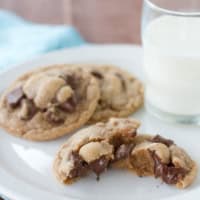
<box><xmin>130</xmin><ymin>134</ymin><xmax>197</xmax><ymax>188</ymax></box>
<box><xmin>53</xmin><ymin>118</ymin><xmax>197</xmax><ymax>188</ymax></box>
<box><xmin>53</xmin><ymin>118</ymin><xmax>140</xmax><ymax>183</ymax></box>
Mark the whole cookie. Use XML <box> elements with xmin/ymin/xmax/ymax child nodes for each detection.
<box><xmin>0</xmin><ymin>64</ymin><xmax>100</xmax><ymax>141</ymax></box>
<box><xmin>87</xmin><ymin>65</ymin><xmax>144</xmax><ymax>123</ymax></box>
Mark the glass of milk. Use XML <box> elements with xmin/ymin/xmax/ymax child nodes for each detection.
<box><xmin>142</xmin><ymin>0</ymin><xmax>200</xmax><ymax>124</ymax></box>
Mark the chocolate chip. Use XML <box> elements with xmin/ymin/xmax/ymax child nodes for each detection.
<box><xmin>151</xmin><ymin>135</ymin><xmax>174</xmax><ymax>147</ymax></box>
<box><xmin>149</xmin><ymin>150</ymin><xmax>188</xmax><ymax>185</ymax></box>
<box><xmin>110</xmin><ymin>136</ymin><xmax>124</xmax><ymax>148</ymax></box>
<box><xmin>59</xmin><ymin>95</ymin><xmax>78</xmax><ymax>112</ymax></box>
<box><xmin>150</xmin><ymin>150</ymin><xmax>166</xmax><ymax>178</ymax></box>
<box><xmin>163</xmin><ymin>166</ymin><xmax>188</xmax><ymax>185</ymax></box>
<box><xmin>60</xmin><ymin>102</ymin><xmax>75</xmax><ymax>112</ymax></box>
<box><xmin>91</xmin><ymin>71</ymin><xmax>103</xmax><ymax>79</ymax></box>
<box><xmin>115</xmin><ymin>144</ymin><xmax>134</xmax><ymax>161</ymax></box>
<box><xmin>44</xmin><ymin>107</ymin><xmax>65</xmax><ymax>124</ymax></box>
<box><xmin>110</xmin><ymin>132</ymin><xmax>136</xmax><ymax>150</ymax></box>
<box><xmin>71</xmin><ymin>94</ymin><xmax>78</xmax><ymax>105</ymax></box>
<box><xmin>28</xmin><ymin>103</ymin><xmax>37</xmax><ymax>119</ymax></box>
<box><xmin>89</xmin><ymin>156</ymin><xmax>109</xmax><ymax>180</ymax></box>
<box><xmin>59</xmin><ymin>73</ymin><xmax>78</xmax><ymax>89</ymax></box>
<box><xmin>20</xmin><ymin>99</ymin><xmax>37</xmax><ymax>120</ymax></box>
<box><xmin>6</xmin><ymin>87</ymin><xmax>24</xmax><ymax>107</ymax></box>
<box><xmin>68</xmin><ymin>152</ymin><xmax>88</xmax><ymax>179</ymax></box>
<box><xmin>115</xmin><ymin>73</ymin><xmax>126</xmax><ymax>90</ymax></box>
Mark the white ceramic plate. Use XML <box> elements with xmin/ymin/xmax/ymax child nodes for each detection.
<box><xmin>0</xmin><ymin>45</ymin><xmax>199</xmax><ymax>200</ymax></box>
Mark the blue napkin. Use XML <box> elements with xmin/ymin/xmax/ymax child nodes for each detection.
<box><xmin>0</xmin><ymin>10</ymin><xmax>85</xmax><ymax>72</ymax></box>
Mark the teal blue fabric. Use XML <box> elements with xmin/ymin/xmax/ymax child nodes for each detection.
<box><xmin>0</xmin><ymin>10</ymin><xmax>85</xmax><ymax>71</ymax></box>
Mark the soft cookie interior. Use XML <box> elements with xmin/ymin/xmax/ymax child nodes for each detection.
<box><xmin>130</xmin><ymin>135</ymin><xmax>197</xmax><ymax>188</ymax></box>
<box><xmin>53</xmin><ymin>118</ymin><xmax>140</xmax><ymax>183</ymax></box>
<box><xmin>54</xmin><ymin>126</ymin><xmax>197</xmax><ymax>188</ymax></box>
<box><xmin>66</xmin><ymin>137</ymin><xmax>136</xmax><ymax>181</ymax></box>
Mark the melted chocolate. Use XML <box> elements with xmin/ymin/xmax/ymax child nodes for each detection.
<box><xmin>68</xmin><ymin>134</ymin><xmax>136</xmax><ymax>181</ymax></box>
<box><xmin>89</xmin><ymin>156</ymin><xmax>109</xmax><ymax>180</ymax></box>
<box><xmin>68</xmin><ymin>152</ymin><xmax>88</xmax><ymax>179</ymax></box>
<box><xmin>110</xmin><ymin>131</ymin><xmax>136</xmax><ymax>148</ymax></box>
<box><xmin>115</xmin><ymin>144</ymin><xmax>135</xmax><ymax>161</ymax></box>
<box><xmin>151</xmin><ymin>135</ymin><xmax>174</xmax><ymax>147</ymax></box>
<box><xmin>69</xmin><ymin>153</ymin><xmax>110</xmax><ymax>180</ymax></box>
<box><xmin>150</xmin><ymin>150</ymin><xmax>188</xmax><ymax>184</ymax></box>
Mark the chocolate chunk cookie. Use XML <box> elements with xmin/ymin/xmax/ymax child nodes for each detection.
<box><xmin>53</xmin><ymin>120</ymin><xmax>197</xmax><ymax>188</ymax></box>
<box><xmin>87</xmin><ymin>65</ymin><xmax>144</xmax><ymax>123</ymax></box>
<box><xmin>0</xmin><ymin>64</ymin><xmax>100</xmax><ymax>141</ymax></box>
<box><xmin>53</xmin><ymin>118</ymin><xmax>140</xmax><ymax>183</ymax></box>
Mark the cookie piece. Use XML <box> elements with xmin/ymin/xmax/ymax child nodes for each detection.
<box><xmin>130</xmin><ymin>135</ymin><xmax>197</xmax><ymax>188</ymax></box>
<box><xmin>87</xmin><ymin>65</ymin><xmax>144</xmax><ymax>123</ymax></box>
<box><xmin>53</xmin><ymin>121</ymin><xmax>197</xmax><ymax>188</ymax></box>
<box><xmin>53</xmin><ymin>118</ymin><xmax>140</xmax><ymax>183</ymax></box>
<box><xmin>0</xmin><ymin>64</ymin><xmax>100</xmax><ymax>141</ymax></box>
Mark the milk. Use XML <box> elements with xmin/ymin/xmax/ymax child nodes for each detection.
<box><xmin>143</xmin><ymin>15</ymin><xmax>200</xmax><ymax>115</ymax></box>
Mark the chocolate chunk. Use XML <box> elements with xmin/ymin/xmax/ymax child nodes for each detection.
<box><xmin>60</xmin><ymin>102</ymin><xmax>75</xmax><ymax>112</ymax></box>
<box><xmin>150</xmin><ymin>150</ymin><xmax>188</xmax><ymax>185</ymax></box>
<box><xmin>20</xmin><ymin>99</ymin><xmax>37</xmax><ymax>120</ymax></box>
<box><xmin>91</xmin><ymin>71</ymin><xmax>103</xmax><ymax>79</ymax></box>
<box><xmin>115</xmin><ymin>73</ymin><xmax>126</xmax><ymax>90</ymax></box>
<box><xmin>163</xmin><ymin>166</ymin><xmax>188</xmax><ymax>185</ymax></box>
<box><xmin>70</xmin><ymin>94</ymin><xmax>78</xmax><ymax>105</ymax></box>
<box><xmin>44</xmin><ymin>107</ymin><xmax>65</xmax><ymax>124</ymax></box>
<box><xmin>115</xmin><ymin>144</ymin><xmax>134</xmax><ymax>161</ymax></box>
<box><xmin>59</xmin><ymin>73</ymin><xmax>78</xmax><ymax>89</ymax></box>
<box><xmin>89</xmin><ymin>156</ymin><xmax>109</xmax><ymax>180</ymax></box>
<box><xmin>27</xmin><ymin>101</ymin><xmax>37</xmax><ymax>119</ymax></box>
<box><xmin>60</xmin><ymin>95</ymin><xmax>78</xmax><ymax>112</ymax></box>
<box><xmin>150</xmin><ymin>150</ymin><xmax>166</xmax><ymax>178</ymax></box>
<box><xmin>110</xmin><ymin>136</ymin><xmax>124</xmax><ymax>148</ymax></box>
<box><xmin>6</xmin><ymin>87</ymin><xmax>24</xmax><ymax>107</ymax></box>
<box><xmin>68</xmin><ymin>152</ymin><xmax>88</xmax><ymax>179</ymax></box>
<box><xmin>110</xmin><ymin>132</ymin><xmax>136</xmax><ymax>150</ymax></box>
<box><xmin>151</xmin><ymin>135</ymin><xmax>174</xmax><ymax>147</ymax></box>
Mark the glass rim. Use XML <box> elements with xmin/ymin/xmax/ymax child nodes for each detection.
<box><xmin>145</xmin><ymin>0</ymin><xmax>200</xmax><ymax>17</ymax></box>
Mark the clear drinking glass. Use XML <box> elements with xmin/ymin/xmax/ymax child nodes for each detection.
<box><xmin>142</xmin><ymin>0</ymin><xmax>200</xmax><ymax>124</ymax></box>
